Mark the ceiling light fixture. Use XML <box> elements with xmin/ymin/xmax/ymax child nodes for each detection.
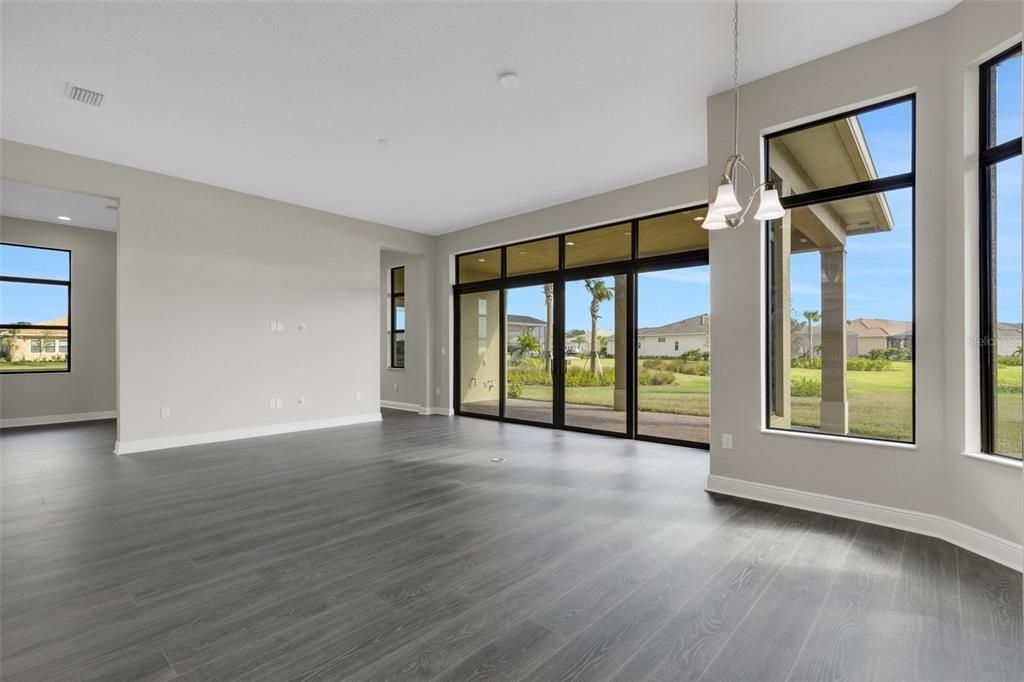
<box><xmin>498</xmin><ymin>72</ymin><xmax>520</xmax><ymax>89</ymax></box>
<box><xmin>565</xmin><ymin>241</ymin><xmax>575</xmax><ymax>246</ymax></box>
<box><xmin>478</xmin><ymin>258</ymin><xmax>487</xmax><ymax>262</ymax></box>
<box><xmin>702</xmin><ymin>0</ymin><xmax>786</xmax><ymax>230</ymax></box>
<box><xmin>57</xmin><ymin>216</ymin><xmax>71</xmax><ymax>221</ymax></box>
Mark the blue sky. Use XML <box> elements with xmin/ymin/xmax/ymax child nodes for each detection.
<box><xmin>0</xmin><ymin>245</ymin><xmax>70</xmax><ymax>324</ymax></box>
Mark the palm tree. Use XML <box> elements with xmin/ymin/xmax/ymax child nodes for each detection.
<box><xmin>802</xmin><ymin>310</ymin><xmax>821</xmax><ymax>360</ymax></box>
<box><xmin>516</xmin><ymin>328</ymin><xmax>542</xmax><ymax>357</ymax></box>
<box><xmin>584</xmin><ymin>278</ymin><xmax>614</xmax><ymax>375</ymax></box>
<box><xmin>543</xmin><ymin>284</ymin><xmax>554</xmax><ymax>374</ymax></box>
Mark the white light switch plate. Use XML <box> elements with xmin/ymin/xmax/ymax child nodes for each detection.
<box><xmin>721</xmin><ymin>433</ymin><xmax>733</xmax><ymax>450</ymax></box>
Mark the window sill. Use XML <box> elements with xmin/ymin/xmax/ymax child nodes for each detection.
<box><xmin>961</xmin><ymin>451</ymin><xmax>1023</xmax><ymax>469</ymax></box>
<box><xmin>758</xmin><ymin>427</ymin><xmax>917</xmax><ymax>450</ymax></box>
<box><xmin>386</xmin><ymin>367</ymin><xmax>406</xmax><ymax>371</ymax></box>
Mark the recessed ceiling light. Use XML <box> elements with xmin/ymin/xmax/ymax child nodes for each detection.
<box><xmin>478</xmin><ymin>258</ymin><xmax>487</xmax><ymax>262</ymax></box>
<box><xmin>57</xmin><ymin>216</ymin><xmax>71</xmax><ymax>221</ymax></box>
<box><xmin>694</xmin><ymin>216</ymin><xmax>705</xmax><ymax>222</ymax></box>
<box><xmin>498</xmin><ymin>72</ymin><xmax>520</xmax><ymax>88</ymax></box>
<box><xmin>566</xmin><ymin>241</ymin><xmax>575</xmax><ymax>246</ymax></box>
<box><xmin>518</xmin><ymin>250</ymin><xmax>526</xmax><ymax>255</ymax></box>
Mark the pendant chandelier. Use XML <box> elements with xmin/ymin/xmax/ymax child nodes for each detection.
<box><xmin>701</xmin><ymin>0</ymin><xmax>786</xmax><ymax>230</ymax></box>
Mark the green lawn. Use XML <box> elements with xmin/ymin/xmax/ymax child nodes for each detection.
<box><xmin>513</xmin><ymin>358</ymin><xmax>1022</xmax><ymax>454</ymax></box>
<box><xmin>996</xmin><ymin>362</ymin><xmax>1022</xmax><ymax>458</ymax></box>
<box><xmin>790</xmin><ymin>361</ymin><xmax>914</xmax><ymax>441</ymax></box>
<box><xmin>520</xmin><ymin>358</ymin><xmax>709</xmax><ymax>417</ymax></box>
<box><xmin>0</xmin><ymin>360</ymin><xmax>68</xmax><ymax>372</ymax></box>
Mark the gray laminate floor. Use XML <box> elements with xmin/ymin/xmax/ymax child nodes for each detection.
<box><xmin>1</xmin><ymin>411</ymin><xmax>1020</xmax><ymax>681</ymax></box>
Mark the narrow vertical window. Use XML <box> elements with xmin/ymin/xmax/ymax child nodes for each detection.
<box><xmin>766</xmin><ymin>96</ymin><xmax>915</xmax><ymax>443</ymax></box>
<box><xmin>1</xmin><ymin>243</ymin><xmax>71</xmax><ymax>373</ymax></box>
<box><xmin>390</xmin><ymin>266</ymin><xmax>405</xmax><ymax>369</ymax></box>
<box><xmin>980</xmin><ymin>45</ymin><xmax>1022</xmax><ymax>459</ymax></box>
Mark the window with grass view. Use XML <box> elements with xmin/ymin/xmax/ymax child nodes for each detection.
<box><xmin>767</xmin><ymin>97</ymin><xmax>915</xmax><ymax>442</ymax></box>
<box><xmin>390</xmin><ymin>266</ymin><xmax>405</xmax><ymax>368</ymax></box>
<box><xmin>1</xmin><ymin>243</ymin><xmax>71</xmax><ymax>373</ymax></box>
<box><xmin>980</xmin><ymin>46</ymin><xmax>1022</xmax><ymax>459</ymax></box>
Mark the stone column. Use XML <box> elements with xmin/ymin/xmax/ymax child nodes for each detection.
<box><xmin>819</xmin><ymin>246</ymin><xmax>848</xmax><ymax>433</ymax></box>
<box><xmin>771</xmin><ymin>213</ymin><xmax>792</xmax><ymax>427</ymax></box>
<box><xmin>614</xmin><ymin>274</ymin><xmax>627</xmax><ymax>411</ymax></box>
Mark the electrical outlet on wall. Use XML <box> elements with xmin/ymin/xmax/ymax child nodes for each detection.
<box><xmin>721</xmin><ymin>433</ymin><xmax>733</xmax><ymax>450</ymax></box>
<box><xmin>355</xmin><ymin>391</ymin><xmax>362</xmax><ymax>401</ymax></box>
<box><xmin>393</xmin><ymin>383</ymin><xmax>399</xmax><ymax>392</ymax></box>
<box><xmin>160</xmin><ymin>406</ymin><xmax>170</xmax><ymax>418</ymax></box>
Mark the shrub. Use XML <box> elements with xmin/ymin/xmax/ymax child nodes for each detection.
<box><xmin>867</xmin><ymin>347</ymin><xmax>912</xmax><ymax>361</ymax></box>
<box><xmin>638</xmin><ymin>370</ymin><xmax>675</xmax><ymax>386</ymax></box>
<box><xmin>791</xmin><ymin>357</ymin><xmax>821</xmax><ymax>369</ymax></box>
<box><xmin>506</xmin><ymin>380</ymin><xmax>523</xmax><ymax>399</ymax></box>
<box><xmin>790</xmin><ymin>377</ymin><xmax>821</xmax><ymax>397</ymax></box>
<box><xmin>507</xmin><ymin>368</ymin><xmax>551</xmax><ymax>386</ymax></box>
<box><xmin>998</xmin><ymin>355</ymin><xmax>1023</xmax><ymax>367</ymax></box>
<box><xmin>847</xmin><ymin>357</ymin><xmax>891</xmax><ymax>372</ymax></box>
<box><xmin>564</xmin><ymin>366</ymin><xmax>615</xmax><ymax>387</ymax></box>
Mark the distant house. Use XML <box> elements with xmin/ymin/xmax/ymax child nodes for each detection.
<box><xmin>998</xmin><ymin>322</ymin><xmax>1023</xmax><ymax>357</ymax></box>
<box><xmin>637</xmin><ymin>314</ymin><xmax>709</xmax><ymax>357</ymax></box>
<box><xmin>506</xmin><ymin>314</ymin><xmax>547</xmax><ymax>352</ymax></box>
<box><xmin>793</xmin><ymin>317</ymin><xmax>913</xmax><ymax>358</ymax></box>
<box><xmin>0</xmin><ymin>316</ymin><xmax>69</xmax><ymax>362</ymax></box>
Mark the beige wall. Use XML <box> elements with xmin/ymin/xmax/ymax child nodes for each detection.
<box><xmin>705</xmin><ymin>0</ymin><xmax>1021</xmax><ymax>547</ymax></box>
<box><xmin>0</xmin><ymin>217</ymin><xmax>116</xmax><ymax>422</ymax></box>
<box><xmin>1</xmin><ymin>141</ymin><xmax>433</xmax><ymax>449</ymax></box>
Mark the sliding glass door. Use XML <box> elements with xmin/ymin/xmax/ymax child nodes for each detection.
<box><xmin>453</xmin><ymin>205</ymin><xmax>711</xmax><ymax>448</ymax></box>
<box><xmin>636</xmin><ymin>266</ymin><xmax>710</xmax><ymax>445</ymax></box>
<box><xmin>458</xmin><ymin>289</ymin><xmax>501</xmax><ymax>416</ymax></box>
<box><xmin>505</xmin><ymin>283</ymin><xmax>555</xmax><ymax>424</ymax></box>
<box><xmin>562</xmin><ymin>274</ymin><xmax>629</xmax><ymax>435</ymax></box>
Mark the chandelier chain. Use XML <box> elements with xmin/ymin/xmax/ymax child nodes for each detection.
<box><xmin>732</xmin><ymin>0</ymin><xmax>740</xmax><ymax>155</ymax></box>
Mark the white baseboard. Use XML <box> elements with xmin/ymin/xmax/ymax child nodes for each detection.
<box><xmin>706</xmin><ymin>474</ymin><xmax>1022</xmax><ymax>572</ymax></box>
<box><xmin>379</xmin><ymin>401</ymin><xmax>454</xmax><ymax>417</ymax></box>
<box><xmin>1</xmin><ymin>410</ymin><xmax>117</xmax><ymax>429</ymax></box>
<box><xmin>380</xmin><ymin>400</ymin><xmax>423</xmax><ymax>413</ymax></box>
<box><xmin>114</xmin><ymin>413</ymin><xmax>382</xmax><ymax>455</ymax></box>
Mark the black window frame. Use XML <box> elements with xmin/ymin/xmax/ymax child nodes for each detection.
<box><xmin>389</xmin><ymin>266</ymin><xmax>406</xmax><ymax>369</ymax></box>
<box><xmin>452</xmin><ymin>204</ymin><xmax>711</xmax><ymax>449</ymax></box>
<box><xmin>764</xmin><ymin>93</ymin><xmax>917</xmax><ymax>444</ymax></box>
<box><xmin>0</xmin><ymin>242</ymin><xmax>72</xmax><ymax>375</ymax></box>
<box><xmin>979</xmin><ymin>44</ymin><xmax>1023</xmax><ymax>457</ymax></box>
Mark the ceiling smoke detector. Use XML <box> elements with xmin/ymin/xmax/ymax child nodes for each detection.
<box><xmin>64</xmin><ymin>83</ymin><xmax>104</xmax><ymax>107</ymax></box>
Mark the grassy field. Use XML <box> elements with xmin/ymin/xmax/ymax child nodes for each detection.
<box><xmin>513</xmin><ymin>357</ymin><xmax>1021</xmax><ymax>454</ymax></box>
<box><xmin>518</xmin><ymin>358</ymin><xmax>710</xmax><ymax>416</ymax></box>
<box><xmin>0</xmin><ymin>361</ymin><xmax>68</xmax><ymax>372</ymax></box>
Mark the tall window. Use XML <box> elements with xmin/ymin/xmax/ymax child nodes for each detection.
<box><xmin>0</xmin><ymin>243</ymin><xmax>71</xmax><ymax>373</ymax></box>
<box><xmin>766</xmin><ymin>96</ymin><xmax>915</xmax><ymax>443</ymax></box>
<box><xmin>980</xmin><ymin>45</ymin><xmax>1022</xmax><ymax>459</ymax></box>
<box><xmin>389</xmin><ymin>266</ymin><xmax>406</xmax><ymax>368</ymax></box>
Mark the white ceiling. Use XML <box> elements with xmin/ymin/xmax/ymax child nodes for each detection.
<box><xmin>1</xmin><ymin>1</ymin><xmax>957</xmax><ymax>235</ymax></box>
<box><xmin>1</xmin><ymin>180</ymin><xmax>118</xmax><ymax>231</ymax></box>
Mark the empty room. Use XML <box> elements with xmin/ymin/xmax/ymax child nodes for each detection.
<box><xmin>1</xmin><ymin>1</ymin><xmax>1021</xmax><ymax>680</ymax></box>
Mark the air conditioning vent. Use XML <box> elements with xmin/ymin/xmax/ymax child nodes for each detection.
<box><xmin>64</xmin><ymin>83</ymin><xmax>104</xmax><ymax>107</ymax></box>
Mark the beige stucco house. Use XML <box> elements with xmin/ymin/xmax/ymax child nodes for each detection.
<box><xmin>0</xmin><ymin>316</ymin><xmax>69</xmax><ymax>362</ymax></box>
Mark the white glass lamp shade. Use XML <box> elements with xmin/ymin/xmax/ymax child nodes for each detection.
<box><xmin>753</xmin><ymin>187</ymin><xmax>785</xmax><ymax>221</ymax></box>
<box><xmin>701</xmin><ymin>211</ymin><xmax>729</xmax><ymax>230</ymax></box>
<box><xmin>712</xmin><ymin>180</ymin><xmax>742</xmax><ymax>216</ymax></box>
